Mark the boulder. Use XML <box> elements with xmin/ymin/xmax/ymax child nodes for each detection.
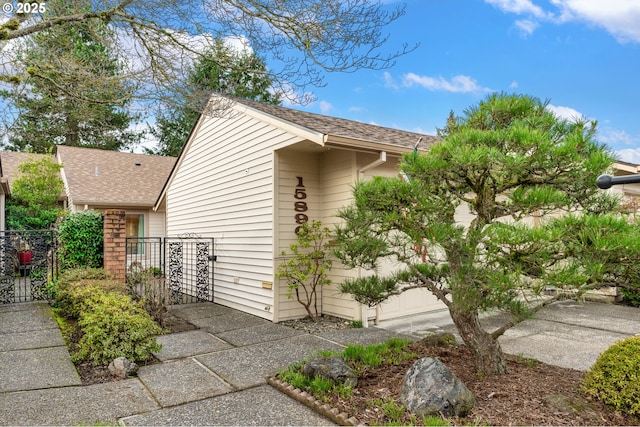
<box><xmin>400</xmin><ymin>357</ymin><xmax>475</xmax><ymax>417</ymax></box>
<box><xmin>303</xmin><ymin>356</ymin><xmax>357</xmax><ymax>387</ymax></box>
<box><xmin>108</xmin><ymin>357</ymin><xmax>138</xmax><ymax>379</ymax></box>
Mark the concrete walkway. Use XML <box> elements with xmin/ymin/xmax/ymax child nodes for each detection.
<box><xmin>0</xmin><ymin>301</ymin><xmax>400</xmax><ymax>426</ymax></box>
<box><xmin>0</xmin><ymin>299</ymin><xmax>638</xmax><ymax>425</ymax></box>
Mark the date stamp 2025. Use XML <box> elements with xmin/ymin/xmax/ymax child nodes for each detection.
<box><xmin>3</xmin><ymin>2</ymin><xmax>47</xmax><ymax>15</ymax></box>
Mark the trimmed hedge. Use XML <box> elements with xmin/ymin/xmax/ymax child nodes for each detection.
<box><xmin>582</xmin><ymin>335</ymin><xmax>640</xmax><ymax>415</ymax></box>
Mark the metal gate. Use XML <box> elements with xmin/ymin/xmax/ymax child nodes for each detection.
<box><xmin>126</xmin><ymin>235</ymin><xmax>215</xmax><ymax>305</ymax></box>
<box><xmin>0</xmin><ymin>230</ymin><xmax>56</xmax><ymax>304</ymax></box>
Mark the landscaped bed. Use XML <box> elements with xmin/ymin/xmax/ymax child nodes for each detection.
<box><xmin>274</xmin><ymin>337</ymin><xmax>640</xmax><ymax>426</ymax></box>
<box><xmin>51</xmin><ymin>269</ymin><xmax>639</xmax><ymax>425</ymax></box>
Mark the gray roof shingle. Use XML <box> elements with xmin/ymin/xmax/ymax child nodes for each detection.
<box><xmin>235</xmin><ymin>98</ymin><xmax>438</xmax><ymax>150</ymax></box>
<box><xmin>56</xmin><ymin>146</ymin><xmax>176</xmax><ymax>207</ymax></box>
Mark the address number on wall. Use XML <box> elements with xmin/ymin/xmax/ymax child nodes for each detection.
<box><xmin>294</xmin><ymin>176</ymin><xmax>308</xmax><ymax>233</ymax></box>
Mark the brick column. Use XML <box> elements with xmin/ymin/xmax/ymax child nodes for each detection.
<box><xmin>103</xmin><ymin>209</ymin><xmax>126</xmax><ymax>282</ymax></box>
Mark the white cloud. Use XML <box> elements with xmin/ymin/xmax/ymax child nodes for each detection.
<box><xmin>412</xmin><ymin>126</ymin><xmax>437</xmax><ymax>136</ymax></box>
<box><xmin>598</xmin><ymin>128</ymin><xmax>638</xmax><ymax>150</ymax></box>
<box><xmin>514</xmin><ymin>19</ymin><xmax>539</xmax><ymax>36</ymax></box>
<box><xmin>546</xmin><ymin>104</ymin><xmax>585</xmax><ymax>122</ymax></box>
<box><xmin>383</xmin><ymin>71</ymin><xmax>400</xmax><ymax>90</ymax></box>
<box><xmin>223</xmin><ymin>35</ymin><xmax>253</xmax><ymax>54</ymax></box>
<box><xmin>319</xmin><ymin>100</ymin><xmax>333</xmax><ymax>114</ymax></box>
<box><xmin>551</xmin><ymin>0</ymin><xmax>640</xmax><ymax>43</ymax></box>
<box><xmin>485</xmin><ymin>0</ymin><xmax>548</xmax><ymax>18</ymax></box>
<box><xmin>615</xmin><ymin>148</ymin><xmax>640</xmax><ymax>164</ymax></box>
<box><xmin>486</xmin><ymin>0</ymin><xmax>640</xmax><ymax>43</ymax></box>
<box><xmin>401</xmin><ymin>73</ymin><xmax>491</xmax><ymax>94</ymax></box>
<box><xmin>509</xmin><ymin>80</ymin><xmax>519</xmax><ymax>88</ymax></box>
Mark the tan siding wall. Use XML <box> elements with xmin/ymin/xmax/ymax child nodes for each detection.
<box><xmin>165</xmin><ymin>113</ymin><xmax>303</xmax><ymax>319</ymax></box>
<box><xmin>318</xmin><ymin>149</ymin><xmax>361</xmax><ymax>320</ymax></box>
<box><xmin>149</xmin><ymin>211</ymin><xmax>165</xmax><ymax>237</ymax></box>
<box><xmin>274</xmin><ymin>150</ymin><xmax>321</xmax><ymax>321</ymax></box>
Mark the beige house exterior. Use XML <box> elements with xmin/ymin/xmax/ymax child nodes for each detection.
<box><xmin>607</xmin><ymin>161</ymin><xmax>640</xmax><ymax>203</ymax></box>
<box><xmin>0</xmin><ymin>101</ymin><xmax>638</xmax><ymax>323</ymax></box>
<box><xmin>155</xmin><ymin>96</ymin><xmax>449</xmax><ymax>323</ymax></box>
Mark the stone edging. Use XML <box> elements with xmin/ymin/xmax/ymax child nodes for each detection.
<box><xmin>267</xmin><ymin>377</ymin><xmax>360</xmax><ymax>426</ymax></box>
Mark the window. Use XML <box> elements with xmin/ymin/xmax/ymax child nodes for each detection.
<box><xmin>126</xmin><ymin>214</ymin><xmax>144</xmax><ymax>254</ymax></box>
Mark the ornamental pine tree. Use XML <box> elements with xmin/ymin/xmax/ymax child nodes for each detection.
<box><xmin>334</xmin><ymin>93</ymin><xmax>632</xmax><ymax>376</ymax></box>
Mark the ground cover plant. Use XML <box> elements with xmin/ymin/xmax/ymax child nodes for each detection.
<box><xmin>52</xmin><ymin>268</ymin><xmax>163</xmax><ymax>374</ymax></box>
<box><xmin>276</xmin><ymin>335</ymin><xmax>640</xmax><ymax>426</ymax></box>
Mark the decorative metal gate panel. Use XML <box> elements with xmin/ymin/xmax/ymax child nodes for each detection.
<box><xmin>126</xmin><ymin>235</ymin><xmax>215</xmax><ymax>305</ymax></box>
<box><xmin>0</xmin><ymin>230</ymin><xmax>56</xmax><ymax>304</ymax></box>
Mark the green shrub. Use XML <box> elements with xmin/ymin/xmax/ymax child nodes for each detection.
<box><xmin>53</xmin><ymin>267</ymin><xmax>162</xmax><ymax>365</ymax></box>
<box><xmin>582</xmin><ymin>335</ymin><xmax>640</xmax><ymax>415</ymax></box>
<box><xmin>349</xmin><ymin>320</ymin><xmax>363</xmax><ymax>328</ymax></box>
<box><xmin>6</xmin><ymin>155</ymin><xmax>63</xmax><ymax>230</ymax></box>
<box><xmin>55</xmin><ymin>276</ymin><xmax>127</xmax><ymax>318</ymax></box>
<box><xmin>619</xmin><ymin>285</ymin><xmax>640</xmax><ymax>307</ymax></box>
<box><xmin>73</xmin><ymin>291</ymin><xmax>163</xmax><ymax>365</ymax></box>
<box><xmin>58</xmin><ymin>211</ymin><xmax>104</xmax><ymax>270</ymax></box>
<box><xmin>57</xmin><ymin>268</ymin><xmax>112</xmax><ymax>288</ymax></box>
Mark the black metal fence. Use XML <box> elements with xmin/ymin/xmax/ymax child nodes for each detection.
<box><xmin>126</xmin><ymin>236</ymin><xmax>215</xmax><ymax>305</ymax></box>
<box><xmin>0</xmin><ymin>230</ymin><xmax>56</xmax><ymax>304</ymax></box>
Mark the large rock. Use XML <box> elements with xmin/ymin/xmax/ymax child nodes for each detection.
<box><xmin>303</xmin><ymin>356</ymin><xmax>357</xmax><ymax>387</ymax></box>
<box><xmin>400</xmin><ymin>357</ymin><xmax>475</xmax><ymax>417</ymax></box>
<box><xmin>108</xmin><ymin>357</ymin><xmax>138</xmax><ymax>379</ymax></box>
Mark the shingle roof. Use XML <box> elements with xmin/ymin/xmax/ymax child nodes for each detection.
<box><xmin>56</xmin><ymin>146</ymin><xmax>176</xmax><ymax>207</ymax></box>
<box><xmin>235</xmin><ymin>98</ymin><xmax>438</xmax><ymax>150</ymax></box>
<box><xmin>0</xmin><ymin>151</ymin><xmax>53</xmax><ymax>191</ymax></box>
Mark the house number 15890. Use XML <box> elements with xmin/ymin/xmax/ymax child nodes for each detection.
<box><xmin>294</xmin><ymin>176</ymin><xmax>308</xmax><ymax>233</ymax></box>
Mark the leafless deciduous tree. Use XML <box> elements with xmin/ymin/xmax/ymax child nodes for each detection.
<box><xmin>1</xmin><ymin>0</ymin><xmax>416</xmax><ymax>105</ymax></box>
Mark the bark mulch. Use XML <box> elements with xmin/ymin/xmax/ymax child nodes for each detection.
<box><xmin>319</xmin><ymin>341</ymin><xmax>639</xmax><ymax>426</ymax></box>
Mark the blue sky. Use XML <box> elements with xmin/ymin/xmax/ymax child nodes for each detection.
<box><xmin>290</xmin><ymin>0</ymin><xmax>640</xmax><ymax>164</ymax></box>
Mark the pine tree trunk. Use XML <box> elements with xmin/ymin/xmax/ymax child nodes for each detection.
<box><xmin>449</xmin><ymin>307</ymin><xmax>508</xmax><ymax>376</ymax></box>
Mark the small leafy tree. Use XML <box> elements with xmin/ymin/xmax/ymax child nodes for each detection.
<box><xmin>57</xmin><ymin>211</ymin><xmax>104</xmax><ymax>270</ymax></box>
<box><xmin>334</xmin><ymin>93</ymin><xmax>627</xmax><ymax>375</ymax></box>
<box><xmin>276</xmin><ymin>220</ymin><xmax>332</xmax><ymax>322</ymax></box>
<box><xmin>6</xmin><ymin>155</ymin><xmax>63</xmax><ymax>230</ymax></box>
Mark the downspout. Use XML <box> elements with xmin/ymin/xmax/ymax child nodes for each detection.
<box><xmin>357</xmin><ymin>151</ymin><xmax>387</xmax><ymax>327</ymax></box>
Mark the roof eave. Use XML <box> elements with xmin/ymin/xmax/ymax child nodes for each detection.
<box><xmin>0</xmin><ymin>177</ymin><xmax>9</xmax><ymax>195</ymax></box>
<box><xmin>73</xmin><ymin>201</ymin><xmax>156</xmax><ymax>209</ymax></box>
<box><xmin>232</xmin><ymin>99</ymin><xmax>326</xmax><ymax>146</ymax></box>
<box><xmin>325</xmin><ymin>135</ymin><xmax>425</xmax><ymax>155</ymax></box>
<box><xmin>613</xmin><ymin>161</ymin><xmax>640</xmax><ymax>174</ymax></box>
